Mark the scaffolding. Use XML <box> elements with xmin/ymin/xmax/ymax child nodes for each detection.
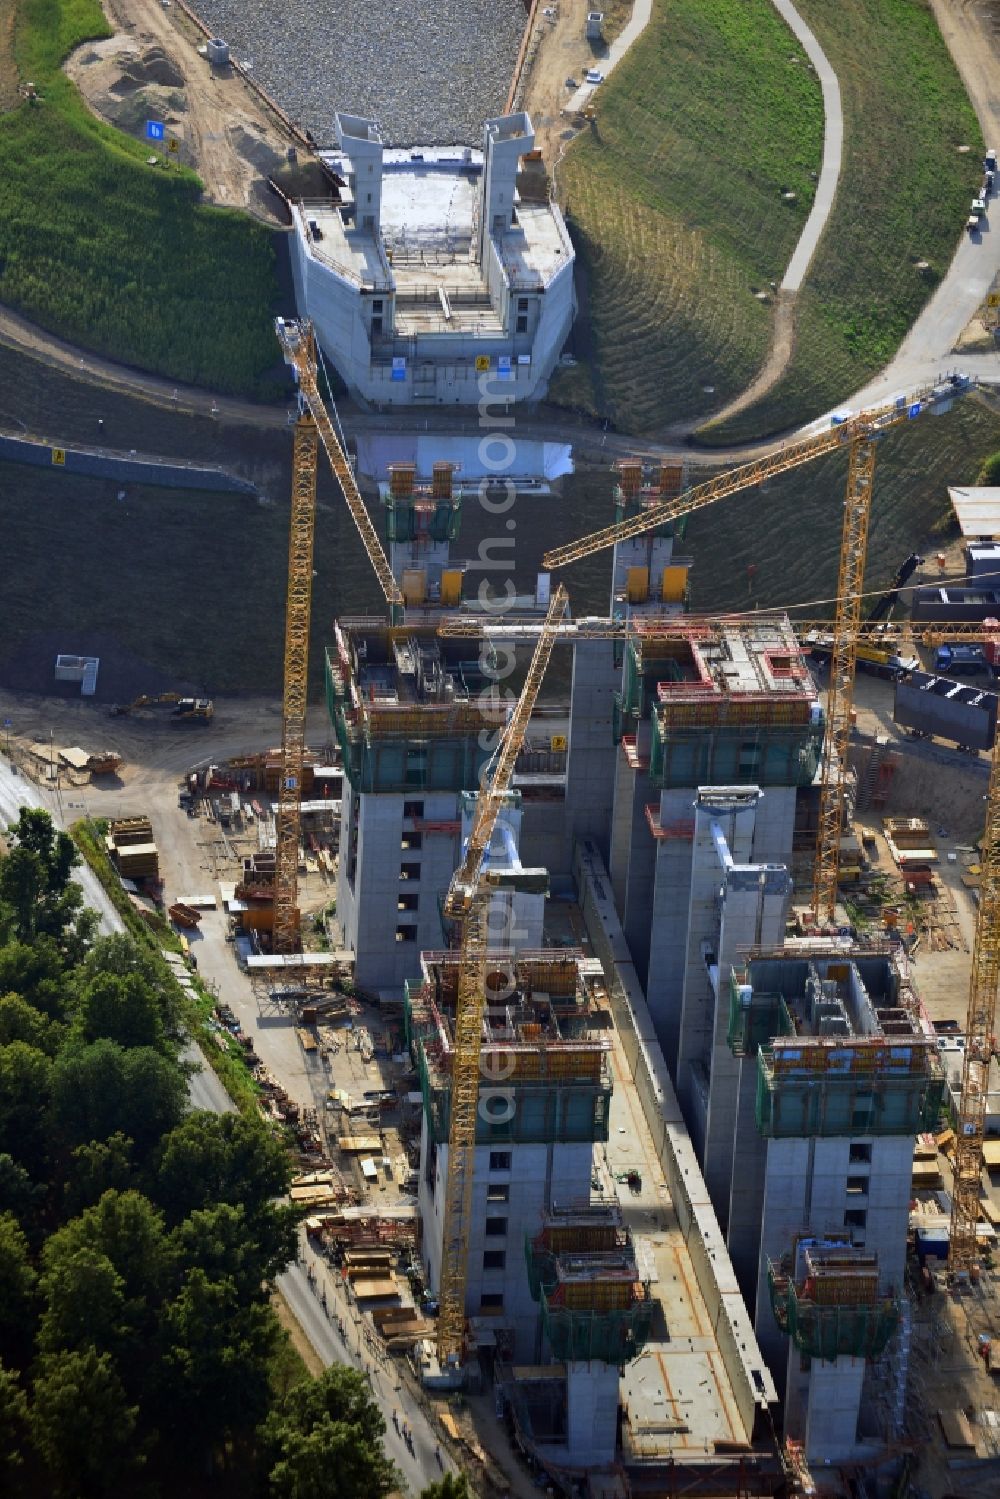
<box><xmin>727</xmin><ymin>968</ymin><xmax>793</xmax><ymax>1057</ymax></box>
<box><xmin>525</xmin><ymin>1210</ymin><xmax>654</xmax><ymax>1366</ymax></box>
<box><xmin>405</xmin><ymin>952</ymin><xmax>614</xmax><ymax>1147</ymax></box>
<box><xmin>326</xmin><ymin>627</ymin><xmax>497</xmax><ymax>793</ymax></box>
<box><xmin>767</xmin><ymin>1246</ymin><xmax>900</xmax><ymax>1362</ymax></box>
<box><xmin>613</xmin><ymin>457</ymin><xmax>690</xmax><ymax>541</ymax></box>
<box><xmin>756</xmin><ymin>1034</ymin><xmax>944</xmax><ymax>1137</ymax></box>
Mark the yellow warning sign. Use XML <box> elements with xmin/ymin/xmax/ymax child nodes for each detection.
<box><xmin>988</xmin><ymin>291</ymin><xmax>1000</xmax><ymax>308</ymax></box>
<box><xmin>168</xmin><ymin>138</ymin><xmax>179</xmax><ymax>153</ymax></box>
<box><xmin>550</xmin><ymin>734</ymin><xmax>568</xmax><ymax>752</ymax></box>
<box><xmin>51</xmin><ymin>448</ymin><xmax>66</xmax><ymax>466</ymax></box>
<box><xmin>475</xmin><ymin>355</ymin><xmax>490</xmax><ymax>373</ymax></box>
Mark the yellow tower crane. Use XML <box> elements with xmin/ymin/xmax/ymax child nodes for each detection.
<box><xmin>272</xmin><ymin>319</ymin><xmax>403</xmax><ymax>953</ymax></box>
<box><xmin>436</xmin><ymin>583</ymin><xmax>570</xmax><ymax>1369</ymax></box>
<box><xmin>541</xmin><ymin>376</ymin><xmax>979</xmax><ymax>919</ymax></box>
<box><xmin>438</xmin><ymin>605</ymin><xmax>1000</xmax><ymax>1275</ymax></box>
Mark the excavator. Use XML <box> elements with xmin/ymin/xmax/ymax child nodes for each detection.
<box><xmin>109</xmin><ymin>693</ymin><xmax>213</xmax><ymax>722</ymax></box>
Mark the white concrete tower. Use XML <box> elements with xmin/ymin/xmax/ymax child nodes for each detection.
<box><xmin>479</xmin><ymin>113</ymin><xmax>533</xmax><ymax>264</ymax></box>
<box><xmin>334</xmin><ymin>112</ymin><xmax>384</xmax><ymax>235</ymax></box>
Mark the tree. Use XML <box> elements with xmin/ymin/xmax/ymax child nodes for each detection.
<box><xmin>0</xmin><ymin>1155</ymin><xmax>45</xmax><ymax>1230</ymax></box>
<box><xmin>169</xmin><ymin>1200</ymin><xmax>295</xmax><ymax>1300</ymax></box>
<box><xmin>260</xmin><ymin>1365</ymin><xmax>397</xmax><ymax>1499</ymax></box>
<box><xmin>0</xmin><ymin>1213</ymin><xmax>36</xmax><ymax>1365</ymax></box>
<box><xmin>43</xmin><ymin>1191</ymin><xmax>170</xmax><ymax>1312</ymax></box>
<box><xmin>64</xmin><ymin>1133</ymin><xmax>134</xmax><ymax>1217</ymax></box>
<box><xmin>0</xmin><ymin>1361</ymin><xmax>29</xmax><ymax>1490</ymax></box>
<box><xmin>37</xmin><ymin>1246</ymin><xmax>127</xmax><ymax>1359</ymax></box>
<box><xmin>50</xmin><ymin>1041</ymin><xmax>185</xmax><ymax>1156</ymax></box>
<box><xmin>420</xmin><ymin>1475</ymin><xmax>471</xmax><ymax>1499</ymax></box>
<box><xmin>73</xmin><ymin>971</ymin><xmax>165</xmax><ymax>1052</ymax></box>
<box><xmin>0</xmin><ymin>1042</ymin><xmax>54</xmax><ymax>1174</ymax></box>
<box><xmin>0</xmin><ymin>809</ymin><xmax>95</xmax><ymax>959</ymax></box>
<box><xmin>155</xmin><ymin>1111</ymin><xmax>291</xmax><ymax>1222</ymax></box>
<box><xmin>80</xmin><ymin>935</ymin><xmax>179</xmax><ymax>1041</ymax></box>
<box><xmin>0</xmin><ymin>938</ymin><xmax>68</xmax><ymax>1021</ymax></box>
<box><xmin>31</xmin><ymin>1346</ymin><xmax>145</xmax><ymax>1498</ymax></box>
<box><xmin>0</xmin><ymin>993</ymin><xmax>60</xmax><ymax>1053</ymax></box>
<box><xmin>155</xmin><ymin>1268</ymin><xmax>276</xmax><ymax>1455</ymax></box>
<box><xmin>977</xmin><ymin>450</ymin><xmax>1000</xmax><ymax>486</ymax></box>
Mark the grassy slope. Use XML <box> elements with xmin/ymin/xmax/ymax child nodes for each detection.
<box><xmin>700</xmin><ymin>0</ymin><xmax>983</xmax><ymax>444</ymax></box>
<box><xmin>0</xmin><ymin>458</ymin><xmax>384</xmax><ymax>694</ymax></box>
<box><xmin>684</xmin><ymin>402</ymin><xmax>1000</xmax><ymax>615</ymax></box>
<box><xmin>0</xmin><ymin>0</ymin><xmax>283</xmax><ymax>397</ymax></box>
<box><xmin>556</xmin><ymin>0</ymin><xmax>823</xmax><ymax>433</ymax></box>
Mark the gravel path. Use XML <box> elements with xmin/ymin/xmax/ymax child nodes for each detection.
<box><xmin>188</xmin><ymin>0</ymin><xmax>527</xmax><ymax>146</ymax></box>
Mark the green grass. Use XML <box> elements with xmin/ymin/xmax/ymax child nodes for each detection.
<box><xmin>683</xmin><ymin>400</ymin><xmax>1000</xmax><ymax>614</ymax></box>
<box><xmin>0</xmin><ymin>0</ymin><xmax>284</xmax><ymax>398</ymax></box>
<box><xmin>550</xmin><ymin>399</ymin><xmax>1000</xmax><ymax>619</ymax></box>
<box><xmin>557</xmin><ymin>0</ymin><xmax>824</xmax><ymax>433</ymax></box>
<box><xmin>0</xmin><ymin>460</ymin><xmax>382</xmax><ymax>695</ymax></box>
<box><xmin>699</xmin><ymin>0</ymin><xmax>984</xmax><ymax>444</ymax></box>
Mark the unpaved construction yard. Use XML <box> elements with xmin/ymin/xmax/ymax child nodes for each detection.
<box><xmin>187</xmin><ymin>0</ymin><xmax>527</xmax><ymax>145</ymax></box>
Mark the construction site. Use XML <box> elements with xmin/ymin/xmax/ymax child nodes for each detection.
<box><xmin>4</xmin><ymin>312</ymin><xmax>997</xmax><ymax>1499</ymax></box>
<box><xmin>5</xmin><ymin>0</ymin><xmax>1000</xmax><ymax>1493</ymax></box>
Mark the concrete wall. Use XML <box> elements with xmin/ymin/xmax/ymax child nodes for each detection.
<box><xmin>754</xmin><ymin>1133</ymin><xmax>914</xmax><ymax>1377</ymax></box>
<box><xmin>340</xmin><ymin>787</ymin><xmax>460</xmax><ymax>992</ymax></box>
<box><xmin>727</xmin><ymin>1055</ymin><xmax>768</xmax><ymax>1305</ymax></box>
<box><xmin>294</xmin><ymin>213</ymin><xmax>574</xmax><ymax>407</ymax></box>
<box><xmin>565</xmin><ymin>1361</ymin><xmax>620</xmax><ymax>1468</ymax></box>
<box><xmin>608</xmin><ymin>745</ymin><xmax>656</xmax><ymax>984</ymax></box>
<box><xmin>0</xmin><ymin>434</ymin><xmax>256</xmax><ymax>493</ymax></box>
<box><xmin>561</xmin><ymin>639</ymin><xmax>620</xmax><ymax>869</ymax></box>
<box><xmin>290</xmin><ymin>221</ymin><xmax>376</xmax><ymax>397</ymax></box>
<box><xmin>574</xmin><ymin>841</ymin><xmax>778</xmax><ymax>1441</ymax></box>
<box><xmin>418</xmin><ymin>1119</ymin><xmax>593</xmax><ymax>1361</ymax></box>
<box><xmin>700</xmin><ymin>865</ymin><xmax>789</xmax><ymax>1228</ymax></box>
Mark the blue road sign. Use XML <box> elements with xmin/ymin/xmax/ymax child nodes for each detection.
<box><xmin>908</xmin><ymin>402</ymin><xmax>922</xmax><ymax>419</ymax></box>
<box><xmin>2</xmin><ymin>720</ymin><xmax>10</xmax><ymax>729</ymax></box>
<box><xmin>145</xmin><ymin>120</ymin><xmax>165</xmax><ymax>142</ymax></box>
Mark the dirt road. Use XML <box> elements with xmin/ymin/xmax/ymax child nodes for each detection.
<box><xmin>66</xmin><ymin>0</ymin><xmax>298</xmax><ymax>217</ymax></box>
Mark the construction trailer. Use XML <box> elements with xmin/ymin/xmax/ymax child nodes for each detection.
<box><xmin>893</xmin><ymin>669</ymin><xmax>999</xmax><ymax>749</ymax></box>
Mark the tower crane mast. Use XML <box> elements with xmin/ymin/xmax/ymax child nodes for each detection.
<box><xmin>540</xmin><ymin>377</ymin><xmax>977</xmax><ymax>917</ymax></box>
<box><xmin>436</xmin><ymin>584</ymin><xmax>570</xmax><ymax>1368</ymax></box>
<box><xmin>272</xmin><ymin>319</ymin><xmax>402</xmax><ymax>952</ymax></box>
<box><xmin>273</xmin><ymin>411</ymin><xmax>320</xmax><ymax>953</ymax></box>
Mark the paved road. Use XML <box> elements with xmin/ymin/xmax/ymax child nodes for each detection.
<box><xmin>774</xmin><ymin>0</ymin><xmax>843</xmax><ymax>294</ymax></box>
<box><xmin>566</xmin><ymin>0</ymin><xmax>653</xmax><ymax>114</ymax></box>
<box><xmin>280</xmin><ymin>1246</ymin><xmax>458</xmax><ymax>1494</ymax></box>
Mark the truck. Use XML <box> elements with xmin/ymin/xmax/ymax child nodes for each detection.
<box><xmin>935</xmin><ymin>644</ymin><xmax>993</xmax><ymax>677</ymax></box>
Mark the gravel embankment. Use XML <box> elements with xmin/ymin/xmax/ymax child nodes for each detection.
<box><xmin>189</xmin><ymin>0</ymin><xmax>527</xmax><ymax>147</ymax></box>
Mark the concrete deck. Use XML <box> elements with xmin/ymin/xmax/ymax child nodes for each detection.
<box><xmin>602</xmin><ymin>986</ymin><xmax>747</xmax><ymax>1458</ymax></box>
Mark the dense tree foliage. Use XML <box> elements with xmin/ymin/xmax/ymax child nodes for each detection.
<box><xmin>420</xmin><ymin>1475</ymin><xmax>473</xmax><ymax>1499</ymax></box>
<box><xmin>0</xmin><ymin>811</ymin><xmax>393</xmax><ymax>1495</ymax></box>
<box><xmin>260</xmin><ymin>1365</ymin><xmax>397</xmax><ymax>1499</ymax></box>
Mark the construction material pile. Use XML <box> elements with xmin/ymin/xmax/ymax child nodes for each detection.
<box><xmin>106</xmin><ymin>817</ymin><xmax>159</xmax><ymax>883</ymax></box>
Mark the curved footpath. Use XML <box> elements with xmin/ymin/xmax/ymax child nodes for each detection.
<box><xmin>774</xmin><ymin>0</ymin><xmax>843</xmax><ymax>295</ymax></box>
<box><xmin>0</xmin><ymin>0</ymin><xmax>997</xmax><ymax>466</ymax></box>
<box><xmin>696</xmin><ymin>0</ymin><xmax>842</xmax><ymax>432</ymax></box>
